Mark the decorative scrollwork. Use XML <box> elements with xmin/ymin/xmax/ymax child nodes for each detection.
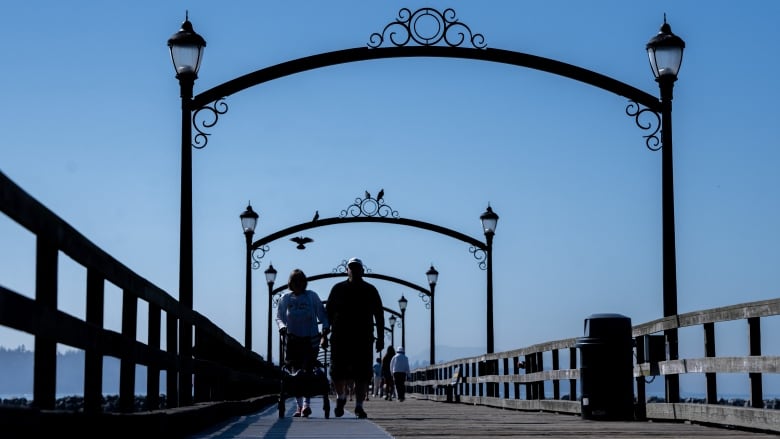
<box><xmin>469</xmin><ymin>245</ymin><xmax>487</xmax><ymax>270</ymax></box>
<box><xmin>192</xmin><ymin>98</ymin><xmax>228</xmax><ymax>149</ymax></box>
<box><xmin>272</xmin><ymin>293</ymin><xmax>283</xmax><ymax>308</ymax></box>
<box><xmin>250</xmin><ymin>244</ymin><xmax>270</xmax><ymax>269</ymax></box>
<box><xmin>418</xmin><ymin>291</ymin><xmax>431</xmax><ymax>309</ymax></box>
<box><xmin>340</xmin><ymin>189</ymin><xmax>399</xmax><ymax>218</ymax></box>
<box><xmin>332</xmin><ymin>260</ymin><xmax>373</xmax><ymax>274</ymax></box>
<box><xmin>368</xmin><ymin>7</ymin><xmax>486</xmax><ymax>49</ymax></box>
<box><xmin>626</xmin><ymin>101</ymin><xmax>661</xmax><ymax>151</ymax></box>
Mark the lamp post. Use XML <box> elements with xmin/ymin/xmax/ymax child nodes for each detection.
<box><xmin>426</xmin><ymin>265</ymin><xmax>439</xmax><ymax>365</ymax></box>
<box><xmin>239</xmin><ymin>204</ymin><xmax>259</xmax><ymax>350</ymax></box>
<box><xmin>264</xmin><ymin>264</ymin><xmax>277</xmax><ymax>363</ymax></box>
<box><xmin>480</xmin><ymin>205</ymin><xmax>499</xmax><ymax>354</ymax></box>
<box><xmin>647</xmin><ymin>15</ymin><xmax>685</xmax><ymax>404</ymax></box>
<box><xmin>168</xmin><ymin>13</ymin><xmax>206</xmax><ymax>407</ymax></box>
<box><xmin>388</xmin><ymin>314</ymin><xmax>397</xmax><ymax>347</ymax></box>
<box><xmin>398</xmin><ymin>295</ymin><xmax>408</xmax><ymax>350</ymax></box>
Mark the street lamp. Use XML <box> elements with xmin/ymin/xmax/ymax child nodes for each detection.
<box><xmin>398</xmin><ymin>295</ymin><xmax>408</xmax><ymax>350</ymax></box>
<box><xmin>389</xmin><ymin>314</ymin><xmax>397</xmax><ymax>347</ymax></box>
<box><xmin>264</xmin><ymin>263</ymin><xmax>277</xmax><ymax>363</ymax></box>
<box><xmin>168</xmin><ymin>12</ymin><xmax>206</xmax><ymax>407</ymax></box>
<box><xmin>480</xmin><ymin>205</ymin><xmax>499</xmax><ymax>354</ymax></box>
<box><xmin>426</xmin><ymin>265</ymin><xmax>439</xmax><ymax>365</ymax></box>
<box><xmin>239</xmin><ymin>204</ymin><xmax>259</xmax><ymax>350</ymax></box>
<box><xmin>647</xmin><ymin>15</ymin><xmax>685</xmax><ymax>403</ymax></box>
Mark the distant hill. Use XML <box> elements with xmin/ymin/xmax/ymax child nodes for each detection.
<box><xmin>0</xmin><ymin>346</ymin><xmax>149</xmax><ymax>397</ymax></box>
<box><xmin>408</xmin><ymin>345</ymin><xmax>483</xmax><ymax>369</ymax></box>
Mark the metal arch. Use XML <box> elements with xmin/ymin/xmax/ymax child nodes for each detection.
<box><xmin>189</xmin><ymin>7</ymin><xmax>661</xmax><ymax>152</ymax></box>
<box><xmin>269</xmin><ymin>271</ymin><xmax>429</xmax><ymax>307</ymax></box>
<box><xmin>271</xmin><ymin>272</ymin><xmax>430</xmax><ymax>297</ymax></box>
<box><xmin>250</xmin><ymin>215</ymin><xmax>488</xmax><ymax>271</ymax></box>
<box><xmin>252</xmin><ymin>216</ymin><xmax>485</xmax><ymax>251</ymax></box>
<box><xmin>193</xmin><ymin>45</ymin><xmax>660</xmax><ymax>112</ymax></box>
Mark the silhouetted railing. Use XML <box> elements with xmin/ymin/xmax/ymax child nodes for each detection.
<box><xmin>407</xmin><ymin>298</ymin><xmax>780</xmax><ymax>433</ymax></box>
<box><xmin>2</xmin><ymin>169</ymin><xmax>778</xmax><ymax>434</ymax></box>
<box><xmin>0</xmin><ymin>171</ymin><xmax>279</xmax><ymax>415</ymax></box>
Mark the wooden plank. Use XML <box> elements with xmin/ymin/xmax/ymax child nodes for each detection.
<box><xmin>646</xmin><ymin>403</ymin><xmax>780</xmax><ymax>434</ymax></box>
<box><xmin>364</xmin><ymin>397</ymin><xmax>779</xmax><ymax>438</ymax></box>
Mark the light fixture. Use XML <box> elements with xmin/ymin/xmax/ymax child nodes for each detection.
<box><xmin>480</xmin><ymin>205</ymin><xmax>499</xmax><ymax>235</ymax></box>
<box><xmin>167</xmin><ymin>12</ymin><xmax>206</xmax><ymax>77</ymax></box>
<box><xmin>240</xmin><ymin>203</ymin><xmax>259</xmax><ymax>235</ymax></box>
<box><xmin>264</xmin><ymin>263</ymin><xmax>277</xmax><ymax>284</ymax></box>
<box><xmin>426</xmin><ymin>265</ymin><xmax>439</xmax><ymax>286</ymax></box>
<box><xmin>646</xmin><ymin>15</ymin><xmax>685</xmax><ymax>79</ymax></box>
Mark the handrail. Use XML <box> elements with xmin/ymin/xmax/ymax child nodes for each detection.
<box><xmin>0</xmin><ymin>171</ymin><xmax>278</xmax><ymax>412</ymax></box>
<box><xmin>2</xmin><ymin>169</ymin><xmax>778</xmax><ymax>433</ymax></box>
<box><xmin>406</xmin><ymin>297</ymin><xmax>780</xmax><ymax>433</ymax></box>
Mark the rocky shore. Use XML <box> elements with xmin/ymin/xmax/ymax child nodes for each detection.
<box><xmin>0</xmin><ymin>394</ymin><xmax>167</xmax><ymax>412</ymax></box>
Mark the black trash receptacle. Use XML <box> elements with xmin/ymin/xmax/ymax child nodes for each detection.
<box><xmin>576</xmin><ymin>313</ymin><xmax>634</xmax><ymax>420</ymax></box>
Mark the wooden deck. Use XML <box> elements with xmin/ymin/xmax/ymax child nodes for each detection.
<box><xmin>188</xmin><ymin>396</ymin><xmax>778</xmax><ymax>438</ymax></box>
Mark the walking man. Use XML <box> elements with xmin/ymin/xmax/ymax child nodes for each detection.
<box><xmin>390</xmin><ymin>346</ymin><xmax>410</xmax><ymax>401</ymax></box>
<box><xmin>326</xmin><ymin>257</ymin><xmax>384</xmax><ymax>418</ymax></box>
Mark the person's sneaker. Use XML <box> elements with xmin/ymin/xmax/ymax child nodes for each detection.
<box><xmin>354</xmin><ymin>406</ymin><xmax>368</xmax><ymax>419</ymax></box>
<box><xmin>293</xmin><ymin>407</ymin><xmax>302</xmax><ymax>417</ymax></box>
<box><xmin>334</xmin><ymin>398</ymin><xmax>346</xmax><ymax>417</ymax></box>
<box><xmin>302</xmin><ymin>406</ymin><xmax>312</xmax><ymax>417</ymax></box>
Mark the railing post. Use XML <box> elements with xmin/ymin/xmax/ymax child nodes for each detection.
<box><xmin>33</xmin><ymin>238</ymin><xmax>57</xmax><ymax>410</ymax></box>
<box><xmin>704</xmin><ymin>322</ymin><xmax>717</xmax><ymax>404</ymax></box>
<box><xmin>84</xmin><ymin>269</ymin><xmax>105</xmax><ymax>414</ymax></box>
<box><xmin>748</xmin><ymin>317</ymin><xmax>763</xmax><ymax>408</ymax></box>
<box><xmin>166</xmin><ymin>312</ymin><xmax>179</xmax><ymax>407</ymax></box>
<box><xmin>635</xmin><ymin>336</ymin><xmax>647</xmax><ymax>420</ymax></box>
<box><xmin>119</xmin><ymin>289</ymin><xmax>138</xmax><ymax>413</ymax></box>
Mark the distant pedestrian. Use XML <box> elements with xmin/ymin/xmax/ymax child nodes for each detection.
<box><xmin>372</xmin><ymin>357</ymin><xmax>382</xmax><ymax>397</ymax></box>
<box><xmin>382</xmin><ymin>346</ymin><xmax>395</xmax><ymax>400</ymax></box>
<box><xmin>390</xmin><ymin>346</ymin><xmax>410</xmax><ymax>401</ymax></box>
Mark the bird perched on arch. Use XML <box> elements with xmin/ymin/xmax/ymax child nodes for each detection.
<box><xmin>377</xmin><ymin>188</ymin><xmax>384</xmax><ymax>201</ymax></box>
<box><xmin>312</xmin><ymin>210</ymin><xmax>319</xmax><ymax>222</ymax></box>
<box><xmin>290</xmin><ymin>236</ymin><xmax>313</xmax><ymax>249</ymax></box>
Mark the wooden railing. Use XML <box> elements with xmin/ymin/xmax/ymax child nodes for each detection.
<box><xmin>0</xmin><ymin>171</ymin><xmax>279</xmax><ymax>414</ymax></box>
<box><xmin>407</xmin><ymin>299</ymin><xmax>779</xmax><ymax>433</ymax></box>
<box><xmin>2</xmin><ymin>169</ymin><xmax>778</xmax><ymax>434</ymax></box>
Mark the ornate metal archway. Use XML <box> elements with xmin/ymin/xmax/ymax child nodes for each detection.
<box><xmin>173</xmin><ymin>7</ymin><xmax>682</xmax><ymax>405</ymax></box>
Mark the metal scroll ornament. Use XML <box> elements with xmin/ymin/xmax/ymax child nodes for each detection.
<box><xmin>418</xmin><ymin>291</ymin><xmax>432</xmax><ymax>309</ymax></box>
<box><xmin>340</xmin><ymin>190</ymin><xmax>399</xmax><ymax>218</ymax></box>
<box><xmin>250</xmin><ymin>244</ymin><xmax>270</xmax><ymax>270</ymax></box>
<box><xmin>469</xmin><ymin>245</ymin><xmax>488</xmax><ymax>271</ymax></box>
<box><xmin>368</xmin><ymin>7</ymin><xmax>486</xmax><ymax>49</ymax></box>
<box><xmin>625</xmin><ymin>101</ymin><xmax>661</xmax><ymax>151</ymax></box>
<box><xmin>332</xmin><ymin>260</ymin><xmax>372</xmax><ymax>274</ymax></box>
<box><xmin>192</xmin><ymin>97</ymin><xmax>229</xmax><ymax>149</ymax></box>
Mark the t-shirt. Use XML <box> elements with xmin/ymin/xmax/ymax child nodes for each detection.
<box><xmin>326</xmin><ymin>278</ymin><xmax>383</xmax><ymax>343</ymax></box>
<box><xmin>276</xmin><ymin>289</ymin><xmax>328</xmax><ymax>338</ymax></box>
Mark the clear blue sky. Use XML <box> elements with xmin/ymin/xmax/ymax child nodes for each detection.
<box><xmin>2</xmin><ymin>1</ymin><xmax>779</xmax><ymax>395</ymax></box>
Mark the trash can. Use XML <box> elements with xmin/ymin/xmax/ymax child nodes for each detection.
<box><xmin>576</xmin><ymin>313</ymin><xmax>634</xmax><ymax>420</ymax></box>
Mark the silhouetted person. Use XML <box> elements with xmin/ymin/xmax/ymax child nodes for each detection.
<box><xmin>390</xmin><ymin>346</ymin><xmax>410</xmax><ymax>401</ymax></box>
<box><xmin>276</xmin><ymin>269</ymin><xmax>329</xmax><ymax>417</ymax></box>
<box><xmin>326</xmin><ymin>257</ymin><xmax>384</xmax><ymax>419</ymax></box>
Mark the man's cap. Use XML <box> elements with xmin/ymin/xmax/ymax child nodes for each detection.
<box><xmin>397</xmin><ymin>346</ymin><xmax>404</xmax><ymax>354</ymax></box>
<box><xmin>347</xmin><ymin>257</ymin><xmax>363</xmax><ymax>266</ymax></box>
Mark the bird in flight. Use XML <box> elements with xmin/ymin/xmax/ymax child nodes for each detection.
<box><xmin>290</xmin><ymin>236</ymin><xmax>314</xmax><ymax>249</ymax></box>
